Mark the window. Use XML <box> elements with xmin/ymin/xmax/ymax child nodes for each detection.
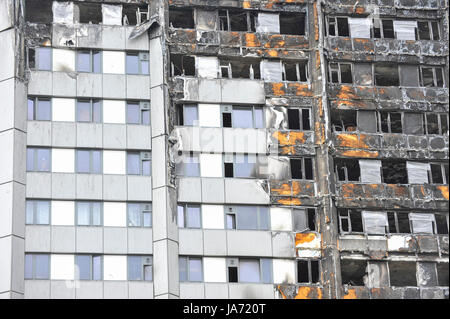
<box><xmin>178</xmin><ymin>204</ymin><xmax>201</xmax><ymax>228</ymax></box>
<box><xmin>292</xmin><ymin>208</ymin><xmax>316</xmax><ymax>232</ymax></box>
<box><xmin>27</xmin><ymin>148</ymin><xmax>51</xmax><ymax>172</ymax></box>
<box><xmin>76</xmin><ymin>255</ymin><xmax>102</xmax><ymax>280</ymax></box>
<box><xmin>362</xmin><ymin>211</ymin><xmax>389</xmax><ymax>235</ymax></box>
<box><xmin>389</xmin><ymin>261</ymin><xmax>417</xmax><ymax>287</ymax></box>
<box><xmin>329</xmin><ymin>63</ymin><xmax>352</xmax><ymax>84</ymax></box>
<box><xmin>76</xmin><ymin>202</ymin><xmax>102</xmax><ymax>226</ymax></box>
<box><xmin>28</xmin><ymin>97</ymin><xmax>51</xmax><ymax>121</ymax></box>
<box><xmin>379</xmin><ymin>112</ymin><xmax>402</xmax><ymax>133</ymax></box>
<box><xmin>225</xmin><ymin>154</ymin><xmax>262</xmax><ymax>178</ymax></box>
<box><xmin>335</xmin><ymin>159</ymin><xmax>360</xmax><ymax>182</ymax></box>
<box><xmin>409</xmin><ymin>213</ymin><xmax>437</xmax><ymax>234</ymax></box>
<box><xmin>219</xmin><ymin>58</ymin><xmax>261</xmax><ymax>79</ymax></box>
<box><xmin>327</xmin><ymin>17</ymin><xmax>349</xmax><ymax>37</ymax></box>
<box><xmin>287</xmin><ymin>108</ymin><xmax>311</xmax><ymax>130</ymax></box>
<box><xmin>78</xmin><ymin>2</ymin><xmax>102</xmax><ymax>24</ymax></box>
<box><xmin>225</xmin><ymin>206</ymin><xmax>269</xmax><ymax>230</ymax></box>
<box><xmin>76</xmin><ymin>50</ymin><xmax>101</xmax><ymax>73</ymax></box>
<box><xmin>430</xmin><ymin>163</ymin><xmax>449</xmax><ymax>184</ymax></box>
<box><xmin>279</xmin><ymin>12</ymin><xmax>306</xmax><ymax>35</ymax></box>
<box><xmin>290</xmin><ymin>158</ymin><xmax>314</xmax><ymax>180</ymax></box>
<box><xmin>375</xmin><ymin>64</ymin><xmax>399</xmax><ymax>86</ymax></box>
<box><xmin>177</xmin><ymin>104</ymin><xmax>198</xmax><ymax>126</ymax></box>
<box><xmin>419</xmin><ymin>66</ymin><xmax>445</xmax><ymax>87</ymax></box>
<box><xmin>424</xmin><ymin>113</ymin><xmax>449</xmax><ymax>135</ymax></box>
<box><xmin>169</xmin><ymin>8</ymin><xmax>194</xmax><ymax>29</ymax></box>
<box><xmin>127</xmin><ymin>151</ymin><xmax>151</xmax><ymax>176</ymax></box>
<box><xmin>331</xmin><ymin>110</ymin><xmax>357</xmax><ymax>132</ymax></box>
<box><xmin>297</xmin><ymin>260</ymin><xmax>320</xmax><ymax>284</ymax></box>
<box><xmin>387</xmin><ymin>211</ymin><xmax>411</xmax><ymax>234</ymax></box>
<box><xmin>372</xmin><ymin>19</ymin><xmax>395</xmax><ymax>39</ymax></box>
<box><xmin>128</xmin><ymin>203</ymin><xmax>152</xmax><ymax>227</ymax></box>
<box><xmin>227</xmin><ymin>258</ymin><xmax>272</xmax><ymax>283</ymax></box>
<box><xmin>219</xmin><ymin>9</ymin><xmax>256</xmax><ymax>32</ymax></box>
<box><xmin>128</xmin><ymin>256</ymin><xmax>153</xmax><ymax>281</ymax></box>
<box><xmin>179</xmin><ymin>257</ymin><xmax>203</xmax><ymax>282</ymax></box>
<box><xmin>282</xmin><ymin>61</ymin><xmax>308</xmax><ymax>82</ymax></box>
<box><xmin>170</xmin><ymin>54</ymin><xmax>195</xmax><ymax>76</ymax></box>
<box><xmin>76</xmin><ymin>149</ymin><xmax>102</xmax><ymax>174</ymax></box>
<box><xmin>126</xmin><ymin>52</ymin><xmax>149</xmax><ymax>75</ymax></box>
<box><xmin>25</xmin><ymin>254</ymin><xmax>50</xmax><ymax>280</ymax></box>
<box><xmin>76</xmin><ymin>100</ymin><xmax>101</xmax><ymax>123</ymax></box>
<box><xmin>417</xmin><ymin>21</ymin><xmax>440</xmax><ymax>40</ymax></box>
<box><xmin>338</xmin><ymin>209</ymin><xmax>363</xmax><ymax>233</ymax></box>
<box><xmin>223</xmin><ymin>106</ymin><xmax>264</xmax><ymax>129</ymax></box>
<box><xmin>127</xmin><ymin>101</ymin><xmax>150</xmax><ymax>125</ymax></box>
<box><xmin>33</xmin><ymin>47</ymin><xmax>52</xmax><ymax>71</ymax></box>
<box><xmin>381</xmin><ymin>160</ymin><xmax>407</xmax><ymax>184</ymax></box>
<box><xmin>176</xmin><ymin>152</ymin><xmax>200</xmax><ymax>177</ymax></box>
<box><xmin>26</xmin><ymin>200</ymin><xmax>50</xmax><ymax>225</ymax></box>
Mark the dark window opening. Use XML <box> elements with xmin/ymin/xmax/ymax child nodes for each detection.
<box><xmin>279</xmin><ymin>13</ymin><xmax>306</xmax><ymax>35</ymax></box>
<box><xmin>78</xmin><ymin>3</ymin><xmax>102</xmax><ymax>24</ymax></box>
<box><xmin>229</xmin><ymin>11</ymin><xmax>249</xmax><ymax>32</ymax></box>
<box><xmin>418</xmin><ymin>21</ymin><xmax>431</xmax><ymax>40</ymax></box>
<box><xmin>25</xmin><ymin>0</ymin><xmax>53</xmax><ymax>23</ymax></box>
<box><xmin>420</xmin><ymin>66</ymin><xmax>444</xmax><ymax>88</ymax></box>
<box><xmin>387</xmin><ymin>211</ymin><xmax>411</xmax><ymax>234</ymax></box>
<box><xmin>379</xmin><ymin>112</ymin><xmax>402</xmax><ymax>133</ymax></box>
<box><xmin>287</xmin><ymin>108</ymin><xmax>311</xmax><ymax>130</ymax></box>
<box><xmin>222</xmin><ymin>112</ymin><xmax>232</xmax><ymax>128</ymax></box>
<box><xmin>389</xmin><ymin>262</ymin><xmax>417</xmax><ymax>287</ymax></box>
<box><xmin>435</xmin><ymin>214</ymin><xmax>449</xmax><ymax>235</ymax></box>
<box><xmin>424</xmin><ymin>113</ymin><xmax>449</xmax><ymax>135</ymax></box>
<box><xmin>283</xmin><ymin>61</ymin><xmax>308</xmax><ymax>82</ymax></box>
<box><xmin>339</xmin><ymin>209</ymin><xmax>363</xmax><ymax>233</ymax></box>
<box><xmin>437</xmin><ymin>263</ymin><xmax>449</xmax><ymax>286</ymax></box>
<box><xmin>224</xmin><ymin>162</ymin><xmax>234</xmax><ymax>178</ymax></box>
<box><xmin>430</xmin><ymin>163</ymin><xmax>444</xmax><ymax>184</ymax></box>
<box><xmin>169</xmin><ymin>8</ymin><xmax>194</xmax><ymax>29</ymax></box>
<box><xmin>219</xmin><ymin>10</ymin><xmax>256</xmax><ymax>32</ymax></box>
<box><xmin>290</xmin><ymin>158</ymin><xmax>314</xmax><ymax>180</ymax></box>
<box><xmin>382</xmin><ymin>160</ymin><xmax>407</xmax><ymax>184</ymax></box>
<box><xmin>291</xmin><ymin>159</ymin><xmax>302</xmax><ymax>179</ymax></box>
<box><xmin>307</xmin><ymin>208</ymin><xmax>316</xmax><ymax>231</ymax></box>
<box><xmin>341</xmin><ymin>259</ymin><xmax>366</xmax><ymax>286</ymax></box>
<box><xmin>329</xmin><ymin>63</ymin><xmax>352</xmax><ymax>84</ymax></box>
<box><xmin>331</xmin><ymin>110</ymin><xmax>357</xmax><ymax>132</ymax></box>
<box><xmin>375</xmin><ymin>64</ymin><xmax>399</xmax><ymax>86</ymax></box>
<box><xmin>122</xmin><ymin>5</ymin><xmax>148</xmax><ymax>26</ymax></box>
<box><xmin>228</xmin><ymin>267</ymin><xmax>238</xmax><ymax>282</ymax></box>
<box><xmin>27</xmin><ymin>48</ymin><xmax>36</xmax><ymax>69</ymax></box>
<box><xmin>382</xmin><ymin>20</ymin><xmax>395</xmax><ymax>38</ymax></box>
<box><xmin>297</xmin><ymin>260</ymin><xmax>309</xmax><ymax>283</ymax></box>
<box><xmin>220</xmin><ymin>59</ymin><xmax>261</xmax><ymax>79</ymax></box>
<box><xmin>170</xmin><ymin>54</ymin><xmax>195</xmax><ymax>77</ymax></box>
<box><xmin>335</xmin><ymin>159</ymin><xmax>360</xmax><ymax>182</ymax></box>
<box><xmin>337</xmin><ymin>18</ymin><xmax>349</xmax><ymax>36</ymax></box>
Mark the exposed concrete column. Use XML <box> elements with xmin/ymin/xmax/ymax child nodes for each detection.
<box><xmin>150</xmin><ymin>0</ymin><xmax>179</xmax><ymax>299</ymax></box>
<box><xmin>0</xmin><ymin>0</ymin><xmax>26</xmax><ymax>299</ymax></box>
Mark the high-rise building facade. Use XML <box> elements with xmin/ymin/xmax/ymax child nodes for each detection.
<box><xmin>0</xmin><ymin>0</ymin><xmax>448</xmax><ymax>299</ymax></box>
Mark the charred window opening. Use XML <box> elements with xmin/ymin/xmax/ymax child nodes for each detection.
<box><xmin>170</xmin><ymin>54</ymin><xmax>195</xmax><ymax>77</ymax></box>
<box><xmin>282</xmin><ymin>61</ymin><xmax>308</xmax><ymax>82</ymax></box>
<box><xmin>329</xmin><ymin>63</ymin><xmax>352</xmax><ymax>84</ymax></box>
<box><xmin>420</xmin><ymin>66</ymin><xmax>445</xmax><ymax>87</ymax></box>
<box><xmin>27</xmin><ymin>48</ymin><xmax>36</xmax><ymax>69</ymax></box>
<box><xmin>373</xmin><ymin>19</ymin><xmax>395</xmax><ymax>39</ymax></box>
<box><xmin>381</xmin><ymin>160</ymin><xmax>407</xmax><ymax>184</ymax></box>
<box><xmin>339</xmin><ymin>209</ymin><xmax>363</xmax><ymax>233</ymax></box>
<box><xmin>219</xmin><ymin>58</ymin><xmax>261</xmax><ymax>79</ymax></box>
<box><xmin>335</xmin><ymin>159</ymin><xmax>360</xmax><ymax>182</ymax></box>
<box><xmin>435</xmin><ymin>214</ymin><xmax>449</xmax><ymax>235</ymax></box>
<box><xmin>169</xmin><ymin>8</ymin><xmax>194</xmax><ymax>29</ymax></box>
<box><xmin>279</xmin><ymin>12</ymin><xmax>306</xmax><ymax>35</ymax></box>
<box><xmin>25</xmin><ymin>0</ymin><xmax>53</xmax><ymax>23</ymax></box>
<box><xmin>287</xmin><ymin>108</ymin><xmax>311</xmax><ymax>130</ymax></box>
<box><xmin>379</xmin><ymin>112</ymin><xmax>402</xmax><ymax>133</ymax></box>
<box><xmin>437</xmin><ymin>263</ymin><xmax>449</xmax><ymax>286</ymax></box>
<box><xmin>425</xmin><ymin>113</ymin><xmax>449</xmax><ymax>135</ymax></box>
<box><xmin>290</xmin><ymin>158</ymin><xmax>314</xmax><ymax>180</ymax></box>
<box><xmin>297</xmin><ymin>260</ymin><xmax>320</xmax><ymax>284</ymax></box>
<box><xmin>327</xmin><ymin>17</ymin><xmax>349</xmax><ymax>37</ymax></box>
<box><xmin>417</xmin><ymin>21</ymin><xmax>440</xmax><ymax>40</ymax></box>
<box><xmin>389</xmin><ymin>262</ymin><xmax>417</xmax><ymax>287</ymax></box>
<box><xmin>331</xmin><ymin>110</ymin><xmax>357</xmax><ymax>132</ymax></box>
<box><xmin>340</xmin><ymin>259</ymin><xmax>366</xmax><ymax>286</ymax></box>
<box><xmin>387</xmin><ymin>212</ymin><xmax>411</xmax><ymax>234</ymax></box>
<box><xmin>430</xmin><ymin>163</ymin><xmax>449</xmax><ymax>184</ymax></box>
<box><xmin>218</xmin><ymin>10</ymin><xmax>256</xmax><ymax>32</ymax></box>
<box><xmin>293</xmin><ymin>208</ymin><xmax>317</xmax><ymax>232</ymax></box>
<box><xmin>78</xmin><ymin>3</ymin><xmax>102</xmax><ymax>24</ymax></box>
<box><xmin>122</xmin><ymin>5</ymin><xmax>149</xmax><ymax>26</ymax></box>
<box><xmin>375</xmin><ymin>64</ymin><xmax>399</xmax><ymax>86</ymax></box>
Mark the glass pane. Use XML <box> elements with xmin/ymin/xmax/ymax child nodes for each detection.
<box><xmin>92</xmin><ymin>51</ymin><xmax>101</xmax><ymax>73</ymax></box>
<box><xmin>128</xmin><ymin>204</ymin><xmax>141</xmax><ymax>227</ymax></box>
<box><xmin>36</xmin><ymin>201</ymin><xmax>50</xmax><ymax>225</ymax></box>
<box><xmin>186</xmin><ymin>206</ymin><xmax>201</xmax><ymax>228</ymax></box>
<box><xmin>26</xmin><ymin>201</ymin><xmax>34</xmax><ymax>224</ymax></box>
<box><xmin>234</xmin><ymin>154</ymin><xmax>255</xmax><ymax>178</ymax></box>
<box><xmin>141</xmin><ymin>60</ymin><xmax>149</xmax><ymax>75</ymax></box>
<box><xmin>142</xmin><ymin>160</ymin><xmax>151</xmax><ymax>176</ymax></box>
<box><xmin>226</xmin><ymin>214</ymin><xmax>236</xmax><ymax>229</ymax></box>
<box><xmin>261</xmin><ymin>259</ymin><xmax>272</xmax><ymax>284</ymax></box>
<box><xmin>77</xmin><ymin>202</ymin><xmax>91</xmax><ymax>226</ymax></box>
<box><xmin>254</xmin><ymin>107</ymin><xmax>264</xmax><ymax>129</ymax></box>
<box><xmin>239</xmin><ymin>259</ymin><xmax>260</xmax><ymax>283</ymax></box>
<box><xmin>127</xmin><ymin>153</ymin><xmax>140</xmax><ymax>175</ymax></box>
<box><xmin>128</xmin><ymin>256</ymin><xmax>142</xmax><ymax>280</ymax></box>
<box><xmin>76</xmin><ymin>255</ymin><xmax>91</xmax><ymax>280</ymax></box>
<box><xmin>92</xmin><ymin>256</ymin><xmax>102</xmax><ymax>280</ymax></box>
<box><xmin>189</xmin><ymin>258</ymin><xmax>202</xmax><ymax>282</ymax></box>
<box><xmin>36</xmin><ymin>99</ymin><xmax>51</xmax><ymax>121</ymax></box>
<box><xmin>77</xmin><ymin>51</ymin><xmax>91</xmax><ymax>72</ymax></box>
<box><xmin>183</xmin><ymin>105</ymin><xmax>198</xmax><ymax>126</ymax></box>
<box><xmin>141</xmin><ymin>110</ymin><xmax>150</xmax><ymax>125</ymax></box>
<box><xmin>25</xmin><ymin>255</ymin><xmax>33</xmax><ymax>279</ymax></box>
<box><xmin>92</xmin><ymin>101</ymin><xmax>102</xmax><ymax>123</ymax></box>
<box><xmin>236</xmin><ymin>206</ymin><xmax>258</xmax><ymax>230</ymax></box>
<box><xmin>258</xmin><ymin>207</ymin><xmax>269</xmax><ymax>230</ymax></box>
<box><xmin>179</xmin><ymin>257</ymin><xmax>188</xmax><ymax>281</ymax></box>
<box><xmin>37</xmin><ymin>47</ymin><xmax>51</xmax><ymax>71</ymax></box>
<box><xmin>418</xmin><ymin>21</ymin><xmax>430</xmax><ymax>40</ymax></box>
<box><xmin>143</xmin><ymin>211</ymin><xmax>152</xmax><ymax>227</ymax></box>
<box><xmin>92</xmin><ymin>151</ymin><xmax>102</xmax><ymax>174</ymax></box>
<box><xmin>233</xmin><ymin>107</ymin><xmax>253</xmax><ymax>128</ymax></box>
<box><xmin>36</xmin><ymin>149</ymin><xmax>50</xmax><ymax>171</ymax></box>
<box><xmin>77</xmin><ymin>101</ymin><xmax>91</xmax><ymax>122</ymax></box>
<box><xmin>184</xmin><ymin>162</ymin><xmax>200</xmax><ymax>177</ymax></box>
<box><xmin>177</xmin><ymin>205</ymin><xmax>185</xmax><ymax>228</ymax></box>
<box><xmin>35</xmin><ymin>255</ymin><xmax>50</xmax><ymax>279</ymax></box>
<box><xmin>293</xmin><ymin>209</ymin><xmax>307</xmax><ymax>231</ymax></box>
<box><xmin>92</xmin><ymin>202</ymin><xmax>102</xmax><ymax>226</ymax></box>
<box><xmin>127</xmin><ymin>103</ymin><xmax>140</xmax><ymax>124</ymax></box>
<box><xmin>126</xmin><ymin>54</ymin><xmax>139</xmax><ymax>74</ymax></box>
<box><xmin>28</xmin><ymin>98</ymin><xmax>34</xmax><ymax>120</ymax></box>
<box><xmin>422</xmin><ymin>68</ymin><xmax>434</xmax><ymax>87</ymax></box>
<box><xmin>144</xmin><ymin>265</ymin><xmax>152</xmax><ymax>281</ymax></box>
<box><xmin>77</xmin><ymin>150</ymin><xmax>91</xmax><ymax>173</ymax></box>
<box><xmin>27</xmin><ymin>148</ymin><xmax>35</xmax><ymax>171</ymax></box>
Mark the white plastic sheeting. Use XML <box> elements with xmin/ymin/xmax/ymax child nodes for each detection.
<box><xmin>362</xmin><ymin>211</ymin><xmax>388</xmax><ymax>234</ymax></box>
<box><xmin>348</xmin><ymin>18</ymin><xmax>372</xmax><ymax>39</ymax></box>
<box><xmin>261</xmin><ymin>60</ymin><xmax>283</xmax><ymax>82</ymax></box>
<box><xmin>51</xmin><ymin>201</ymin><xmax>75</xmax><ymax>226</ymax></box>
<box><xmin>198</xmin><ymin>104</ymin><xmax>221</xmax><ymax>127</ymax></box>
<box><xmin>407</xmin><ymin>162</ymin><xmax>430</xmax><ymax>184</ymax></box>
<box><xmin>102</xmin><ymin>4</ymin><xmax>123</xmax><ymax>26</ymax></box>
<box><xmin>201</xmin><ymin>205</ymin><xmax>224</xmax><ymax>229</ymax></box>
<box><xmin>256</xmin><ymin>13</ymin><xmax>280</xmax><ymax>33</ymax></box>
<box><xmin>359</xmin><ymin>160</ymin><xmax>382</xmax><ymax>183</ymax></box>
<box><xmin>393</xmin><ymin>21</ymin><xmax>417</xmax><ymax>40</ymax></box>
<box><xmin>52</xmin><ymin>1</ymin><xmax>74</xmax><ymax>24</ymax></box>
<box><xmin>409</xmin><ymin>213</ymin><xmax>435</xmax><ymax>234</ymax></box>
<box><xmin>273</xmin><ymin>259</ymin><xmax>295</xmax><ymax>284</ymax></box>
<box><xmin>52</xmin><ymin>49</ymin><xmax>75</xmax><ymax>72</ymax></box>
<box><xmin>196</xmin><ymin>56</ymin><xmax>219</xmax><ymax>79</ymax></box>
<box><xmin>270</xmin><ymin>207</ymin><xmax>292</xmax><ymax>231</ymax></box>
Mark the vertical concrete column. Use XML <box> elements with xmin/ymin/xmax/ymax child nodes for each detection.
<box><xmin>150</xmin><ymin>0</ymin><xmax>179</xmax><ymax>299</ymax></box>
<box><xmin>0</xmin><ymin>0</ymin><xmax>26</xmax><ymax>299</ymax></box>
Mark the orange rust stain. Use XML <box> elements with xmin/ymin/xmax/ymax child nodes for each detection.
<box><xmin>280</xmin><ymin>146</ymin><xmax>295</xmax><ymax>155</ymax></box>
<box><xmin>295</xmin><ymin>233</ymin><xmax>316</xmax><ymax>245</ymax></box>
<box><xmin>272</xmin><ymin>82</ymin><xmax>285</xmax><ymax>95</ymax></box>
<box><xmin>315</xmin><ymin>50</ymin><xmax>321</xmax><ymax>70</ymax></box>
<box><xmin>292</xmin><ymin>181</ymin><xmax>300</xmax><ymax>195</ymax></box>
<box><xmin>244</xmin><ymin>33</ymin><xmax>260</xmax><ymax>47</ymax></box>
<box><xmin>341</xmin><ymin>183</ymin><xmax>355</xmax><ymax>198</ymax></box>
<box><xmin>267</xmin><ymin>49</ymin><xmax>279</xmax><ymax>57</ymax></box>
<box><xmin>313</xmin><ymin>2</ymin><xmax>319</xmax><ymax>41</ymax></box>
<box><xmin>343</xmin><ymin>289</ymin><xmax>357</xmax><ymax>299</ymax></box>
<box><xmin>355</xmin><ymin>7</ymin><xmax>365</xmax><ymax>14</ymax></box>
<box><xmin>277</xmin><ymin>198</ymin><xmax>301</xmax><ymax>206</ymax></box>
<box><xmin>243</xmin><ymin>1</ymin><xmax>251</xmax><ymax>9</ymax></box>
<box><xmin>273</xmin><ymin>131</ymin><xmax>306</xmax><ymax>146</ymax></box>
<box><xmin>295</xmin><ymin>286</ymin><xmax>323</xmax><ymax>299</ymax></box>
<box><xmin>420</xmin><ymin>186</ymin><xmax>426</xmax><ymax>196</ymax></box>
<box><xmin>337</xmin><ymin>85</ymin><xmax>357</xmax><ymax>100</ymax></box>
<box><xmin>317</xmin><ymin>97</ymin><xmax>323</xmax><ymax>117</ymax></box>
<box><xmin>341</xmin><ymin>150</ymin><xmax>379</xmax><ymax>158</ymax></box>
<box><xmin>315</xmin><ymin>122</ymin><xmax>325</xmax><ymax>145</ymax></box>
<box><xmin>437</xmin><ymin>185</ymin><xmax>449</xmax><ymax>200</ymax></box>
<box><xmin>271</xmin><ymin>183</ymin><xmax>291</xmax><ymax>196</ymax></box>
<box><xmin>289</xmin><ymin>83</ymin><xmax>313</xmax><ymax>97</ymax></box>
<box><xmin>336</xmin><ymin>134</ymin><xmax>369</xmax><ymax>149</ymax></box>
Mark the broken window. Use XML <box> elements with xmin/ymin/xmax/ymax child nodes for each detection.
<box><xmin>287</xmin><ymin>108</ymin><xmax>311</xmax><ymax>130</ymax></box>
<box><xmin>340</xmin><ymin>259</ymin><xmax>366</xmax><ymax>286</ymax></box>
<box><xmin>362</xmin><ymin>211</ymin><xmax>388</xmax><ymax>235</ymax></box>
<box><xmin>177</xmin><ymin>204</ymin><xmax>201</xmax><ymax>229</ymax></box>
<box><xmin>403</xmin><ymin>113</ymin><xmax>423</xmax><ymax>135</ymax></box>
<box><xmin>179</xmin><ymin>256</ymin><xmax>202</xmax><ymax>282</ymax></box>
<box><xmin>219</xmin><ymin>58</ymin><xmax>261</xmax><ymax>79</ymax></box>
<box><xmin>279</xmin><ymin>12</ymin><xmax>306</xmax><ymax>35</ymax></box>
<box><xmin>282</xmin><ymin>61</ymin><xmax>308</xmax><ymax>82</ymax></box>
<box><xmin>329</xmin><ymin>62</ymin><xmax>353</xmax><ymax>84</ymax></box>
<box><xmin>359</xmin><ymin>159</ymin><xmax>382</xmax><ymax>184</ymax></box>
<box><xmin>175</xmin><ymin>152</ymin><xmax>200</xmax><ymax>177</ymax></box>
<box><xmin>335</xmin><ymin>159</ymin><xmax>360</xmax><ymax>182</ymax></box>
<box><xmin>387</xmin><ymin>211</ymin><xmax>411</xmax><ymax>234</ymax></box>
<box><xmin>430</xmin><ymin>163</ymin><xmax>449</xmax><ymax>184</ymax></box>
<box><xmin>353</xmin><ymin>63</ymin><xmax>373</xmax><ymax>86</ymax></box>
<box><xmin>122</xmin><ymin>4</ymin><xmax>149</xmax><ymax>26</ymax></box>
<box><xmin>399</xmin><ymin>65</ymin><xmax>420</xmax><ymax>87</ymax></box>
<box><xmin>170</xmin><ymin>54</ymin><xmax>195</xmax><ymax>77</ymax></box>
<box><xmin>169</xmin><ymin>8</ymin><xmax>194</xmax><ymax>29</ymax></box>
<box><xmin>419</xmin><ymin>66</ymin><xmax>445</xmax><ymax>87</ymax></box>
<box><xmin>381</xmin><ymin>160</ymin><xmax>407</xmax><ymax>184</ymax></box>
<box><xmin>327</xmin><ymin>17</ymin><xmax>349</xmax><ymax>37</ymax></box>
<box><xmin>78</xmin><ymin>2</ymin><xmax>102</xmax><ymax>24</ymax></box>
<box><xmin>225</xmin><ymin>206</ymin><xmax>269</xmax><ymax>231</ymax></box>
<box><xmin>435</xmin><ymin>214</ymin><xmax>449</xmax><ymax>235</ymax></box>
<box><xmin>261</xmin><ymin>60</ymin><xmax>283</xmax><ymax>82</ymax></box>
<box><xmin>417</xmin><ymin>21</ymin><xmax>440</xmax><ymax>40</ymax></box>
<box><xmin>25</xmin><ymin>0</ymin><xmax>53</xmax><ymax>23</ymax></box>
<box><xmin>127</xmin><ymin>101</ymin><xmax>150</xmax><ymax>125</ymax></box>
<box><xmin>28</xmin><ymin>97</ymin><xmax>51</xmax><ymax>121</ymax></box>
<box><xmin>77</xmin><ymin>99</ymin><xmax>101</xmax><ymax>123</ymax></box>
<box><xmin>126</xmin><ymin>52</ymin><xmax>149</xmax><ymax>75</ymax></box>
<box><xmin>77</xmin><ymin>50</ymin><xmax>101</xmax><ymax>73</ymax></box>
<box><xmin>372</xmin><ymin>19</ymin><xmax>395</xmax><ymax>39</ymax></box>
<box><xmin>424</xmin><ymin>113</ymin><xmax>449</xmax><ymax>135</ymax></box>
<box><xmin>338</xmin><ymin>209</ymin><xmax>363</xmax><ymax>233</ymax></box>
<box><xmin>219</xmin><ymin>9</ymin><xmax>256</xmax><ymax>32</ymax></box>
<box><xmin>379</xmin><ymin>111</ymin><xmax>403</xmax><ymax>133</ymax></box>
<box><xmin>393</xmin><ymin>20</ymin><xmax>417</xmax><ymax>40</ymax></box>
<box><xmin>331</xmin><ymin>110</ymin><xmax>357</xmax><ymax>132</ymax></box>
<box><xmin>256</xmin><ymin>12</ymin><xmax>279</xmax><ymax>33</ymax></box>
<box><xmin>177</xmin><ymin>104</ymin><xmax>198</xmax><ymax>126</ymax></box>
<box><xmin>437</xmin><ymin>263</ymin><xmax>449</xmax><ymax>286</ymax></box>
<box><xmin>297</xmin><ymin>260</ymin><xmax>320</xmax><ymax>284</ymax></box>
<box><xmin>357</xmin><ymin>110</ymin><xmax>377</xmax><ymax>133</ymax></box>
<box><xmin>409</xmin><ymin>213</ymin><xmax>436</xmax><ymax>234</ymax></box>
<box><xmin>292</xmin><ymin>208</ymin><xmax>317</xmax><ymax>232</ymax></box>
<box><xmin>389</xmin><ymin>261</ymin><xmax>417</xmax><ymax>287</ymax></box>
<box><xmin>375</xmin><ymin>64</ymin><xmax>399</xmax><ymax>86</ymax></box>
<box><xmin>290</xmin><ymin>158</ymin><xmax>314</xmax><ymax>180</ymax></box>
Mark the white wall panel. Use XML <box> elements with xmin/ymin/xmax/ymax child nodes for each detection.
<box><xmin>103</xmin><ymin>100</ymin><xmax>125</xmax><ymax>124</ymax></box>
<box><xmin>196</xmin><ymin>57</ymin><xmax>219</xmax><ymax>79</ymax></box>
<box><xmin>103</xmin><ymin>202</ymin><xmax>126</xmax><ymax>227</ymax></box>
<box><xmin>51</xmin><ymin>201</ymin><xmax>75</xmax><ymax>226</ymax></box>
<box><xmin>51</xmin><ymin>254</ymin><xmax>75</xmax><ymax>280</ymax></box>
<box><xmin>198</xmin><ymin>104</ymin><xmax>221</xmax><ymax>127</ymax></box>
<box><xmin>203</xmin><ymin>257</ymin><xmax>226</xmax><ymax>282</ymax></box>
<box><xmin>52</xmin><ymin>149</ymin><xmax>75</xmax><ymax>173</ymax></box>
<box><xmin>200</xmin><ymin>154</ymin><xmax>223</xmax><ymax>177</ymax></box>
<box><xmin>52</xmin><ymin>98</ymin><xmax>75</xmax><ymax>122</ymax></box>
<box><xmin>53</xmin><ymin>49</ymin><xmax>75</xmax><ymax>72</ymax></box>
<box><xmin>202</xmin><ymin>205</ymin><xmax>224</xmax><ymax>229</ymax></box>
<box><xmin>102</xmin><ymin>51</ymin><xmax>125</xmax><ymax>74</ymax></box>
<box><xmin>103</xmin><ymin>150</ymin><xmax>126</xmax><ymax>174</ymax></box>
<box><xmin>270</xmin><ymin>207</ymin><xmax>292</xmax><ymax>231</ymax></box>
<box><xmin>273</xmin><ymin>259</ymin><xmax>295</xmax><ymax>284</ymax></box>
<box><xmin>103</xmin><ymin>255</ymin><xmax>127</xmax><ymax>280</ymax></box>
